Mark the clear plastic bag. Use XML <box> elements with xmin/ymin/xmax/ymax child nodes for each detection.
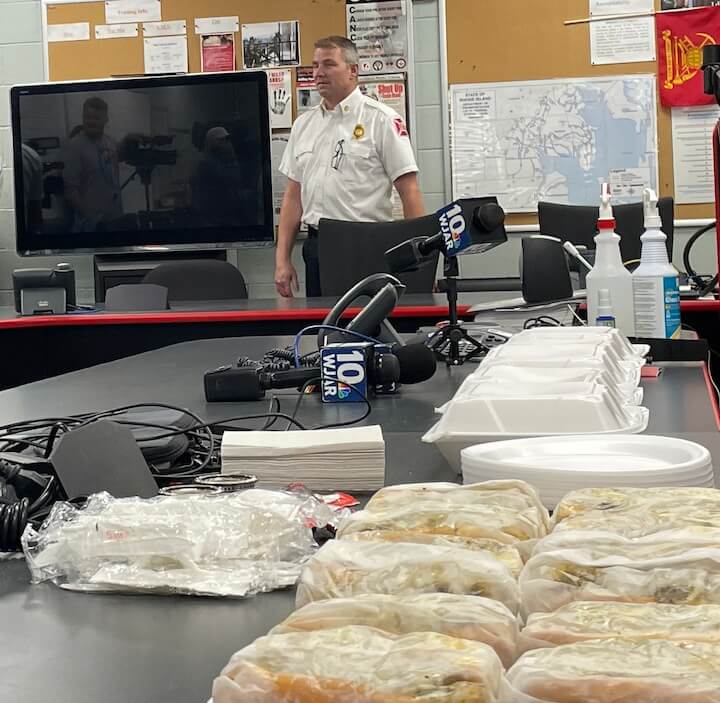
<box><xmin>212</xmin><ymin>625</ymin><xmax>509</xmax><ymax>703</ymax></box>
<box><xmin>520</xmin><ymin>601</ymin><xmax>720</xmax><ymax>653</ymax></box>
<box><xmin>341</xmin><ymin>530</ymin><xmax>524</xmax><ymax>577</ymax></box>
<box><xmin>367</xmin><ymin>480</ymin><xmax>550</xmax><ymax>531</ymax></box>
<box><xmin>506</xmin><ymin>639</ymin><xmax>720</xmax><ymax>702</ymax></box>
<box><xmin>551</xmin><ymin>486</ymin><xmax>720</xmax><ymax>537</ymax></box>
<box><xmin>338</xmin><ymin>501</ymin><xmax>547</xmax><ymax>545</ymax></box>
<box><xmin>296</xmin><ymin>539</ymin><xmax>521</xmax><ymax>614</ymax></box>
<box><xmin>22</xmin><ymin>489</ymin><xmax>330</xmax><ymax>597</ymax></box>
<box><xmin>520</xmin><ymin>535</ymin><xmax>720</xmax><ymax>615</ymax></box>
<box><xmin>271</xmin><ymin>593</ymin><xmax>520</xmax><ymax>668</ymax></box>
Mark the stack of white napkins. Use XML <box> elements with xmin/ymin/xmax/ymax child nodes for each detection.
<box><xmin>221</xmin><ymin>425</ymin><xmax>386</xmax><ymax>492</ymax></box>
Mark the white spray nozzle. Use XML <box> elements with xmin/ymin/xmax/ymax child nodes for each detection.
<box><xmin>563</xmin><ymin>240</ymin><xmax>593</xmax><ymax>271</ymax></box>
<box><xmin>643</xmin><ymin>187</ymin><xmax>662</xmax><ymax>230</ymax></box>
<box><xmin>598</xmin><ymin>182</ymin><xmax>614</xmax><ymax>227</ymax></box>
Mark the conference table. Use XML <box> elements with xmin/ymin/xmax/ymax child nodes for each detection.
<box><xmin>1</xmin><ymin>291</ymin><xmax>719</xmax><ymax>390</ymax></box>
<box><xmin>0</xmin><ymin>335</ymin><xmax>719</xmax><ymax>703</ymax></box>
<box><xmin>0</xmin><ymin>293</ymin><xmax>503</xmax><ymax>390</ymax></box>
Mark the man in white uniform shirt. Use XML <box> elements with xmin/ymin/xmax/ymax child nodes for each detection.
<box><xmin>275</xmin><ymin>35</ymin><xmax>424</xmax><ymax>297</ymax></box>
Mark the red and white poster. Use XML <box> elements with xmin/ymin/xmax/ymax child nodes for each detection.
<box><xmin>296</xmin><ymin>66</ymin><xmax>321</xmax><ymax>114</ymax></box>
<box><xmin>200</xmin><ymin>33</ymin><xmax>235</xmax><ymax>73</ymax></box>
<box><xmin>266</xmin><ymin>68</ymin><xmax>293</xmax><ymax>129</ymax></box>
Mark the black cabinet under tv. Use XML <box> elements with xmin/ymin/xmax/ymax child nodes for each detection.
<box><xmin>93</xmin><ymin>250</ymin><xmax>227</xmax><ymax>302</ymax></box>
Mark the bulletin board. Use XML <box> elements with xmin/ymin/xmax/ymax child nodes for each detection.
<box><xmin>44</xmin><ymin>0</ymin><xmax>347</xmax><ymax>117</ymax></box>
<box><xmin>445</xmin><ymin>0</ymin><xmax>710</xmax><ymax>225</ymax></box>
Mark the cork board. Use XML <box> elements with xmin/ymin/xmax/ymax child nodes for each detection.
<box><xmin>445</xmin><ymin>0</ymin><xmax>711</xmax><ymax>224</ymax></box>
<box><xmin>45</xmin><ymin>0</ymin><xmax>347</xmax><ymax>118</ymax></box>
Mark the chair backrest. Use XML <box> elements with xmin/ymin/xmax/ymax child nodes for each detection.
<box><xmin>105</xmin><ymin>283</ymin><xmax>169</xmax><ymax>311</ymax></box>
<box><xmin>142</xmin><ymin>259</ymin><xmax>247</xmax><ymax>301</ymax></box>
<box><xmin>537</xmin><ymin>202</ymin><xmax>599</xmax><ymax>249</ymax></box>
<box><xmin>317</xmin><ymin>215</ymin><xmax>440</xmax><ymax>296</ymax></box>
<box><xmin>614</xmin><ymin>196</ymin><xmax>674</xmax><ymax>264</ymax></box>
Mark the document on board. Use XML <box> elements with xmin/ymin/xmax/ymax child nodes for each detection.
<box><xmin>671</xmin><ymin>104</ymin><xmax>720</xmax><ymax>204</ymax></box>
<box><xmin>589</xmin><ymin>0</ymin><xmax>655</xmax><ymax>65</ymax></box>
<box><xmin>47</xmin><ymin>22</ymin><xmax>90</xmax><ymax>42</ymax></box>
<box><xmin>271</xmin><ymin>132</ymin><xmax>289</xmax><ymax>226</ymax></box>
<box><xmin>347</xmin><ymin>0</ymin><xmax>408</xmax><ymax>74</ymax></box>
<box><xmin>95</xmin><ymin>23</ymin><xmax>138</xmax><ymax>39</ymax></box>
<box><xmin>142</xmin><ymin>20</ymin><xmax>186</xmax><ymax>37</ymax></box>
<box><xmin>143</xmin><ymin>35</ymin><xmax>188</xmax><ymax>74</ymax></box>
<box><xmin>106</xmin><ymin>0</ymin><xmax>161</xmax><ymax>25</ymax></box>
<box><xmin>266</xmin><ymin>68</ymin><xmax>293</xmax><ymax>129</ymax></box>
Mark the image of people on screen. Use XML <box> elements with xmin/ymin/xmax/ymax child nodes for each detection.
<box><xmin>63</xmin><ymin>97</ymin><xmax>123</xmax><ymax>231</ymax></box>
<box><xmin>15</xmin><ymin>81</ymin><xmax>269</xmax><ymax>243</ymax></box>
<box><xmin>190</xmin><ymin>126</ymin><xmax>257</xmax><ymax>225</ymax></box>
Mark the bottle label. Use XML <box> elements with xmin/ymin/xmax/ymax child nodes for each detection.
<box><xmin>633</xmin><ymin>276</ymin><xmax>681</xmax><ymax>338</ymax></box>
<box><xmin>663</xmin><ymin>276</ymin><xmax>681</xmax><ymax>339</ymax></box>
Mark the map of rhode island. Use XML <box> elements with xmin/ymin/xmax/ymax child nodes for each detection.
<box><xmin>451</xmin><ymin>75</ymin><xmax>657</xmax><ymax>213</ymax></box>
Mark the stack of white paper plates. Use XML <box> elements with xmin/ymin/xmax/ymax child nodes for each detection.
<box><xmin>461</xmin><ymin>435</ymin><xmax>714</xmax><ymax>508</ymax></box>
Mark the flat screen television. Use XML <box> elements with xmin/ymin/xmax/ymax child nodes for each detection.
<box><xmin>11</xmin><ymin>71</ymin><xmax>273</xmax><ymax>255</ymax></box>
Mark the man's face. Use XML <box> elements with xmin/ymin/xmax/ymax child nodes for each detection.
<box><xmin>83</xmin><ymin>107</ymin><xmax>107</xmax><ymax>139</ymax></box>
<box><xmin>312</xmin><ymin>47</ymin><xmax>357</xmax><ymax>104</ymax></box>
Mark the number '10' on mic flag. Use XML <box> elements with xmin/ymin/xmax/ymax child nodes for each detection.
<box><xmin>655</xmin><ymin>6</ymin><xmax>720</xmax><ymax>107</ymax></box>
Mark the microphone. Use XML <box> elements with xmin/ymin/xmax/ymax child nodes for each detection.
<box><xmin>392</xmin><ymin>342</ymin><xmax>437</xmax><ymax>384</ymax></box>
<box><xmin>384</xmin><ymin>197</ymin><xmax>508</xmax><ymax>274</ymax></box>
<box><xmin>204</xmin><ymin>343</ymin><xmax>436</xmax><ymax>402</ymax></box>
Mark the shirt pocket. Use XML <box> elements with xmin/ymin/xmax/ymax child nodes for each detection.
<box><xmin>342</xmin><ymin>141</ymin><xmax>374</xmax><ymax>180</ymax></box>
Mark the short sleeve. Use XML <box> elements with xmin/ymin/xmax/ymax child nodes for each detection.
<box><xmin>279</xmin><ymin>123</ymin><xmax>301</xmax><ymax>182</ymax></box>
<box><xmin>377</xmin><ymin>112</ymin><xmax>418</xmax><ymax>183</ymax></box>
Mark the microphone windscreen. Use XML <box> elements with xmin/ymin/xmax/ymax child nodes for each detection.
<box><xmin>394</xmin><ymin>342</ymin><xmax>437</xmax><ymax>384</ymax></box>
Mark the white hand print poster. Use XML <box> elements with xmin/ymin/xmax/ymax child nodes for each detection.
<box><xmin>266</xmin><ymin>68</ymin><xmax>293</xmax><ymax>129</ymax></box>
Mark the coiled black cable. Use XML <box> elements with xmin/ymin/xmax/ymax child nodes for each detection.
<box><xmin>683</xmin><ymin>221</ymin><xmax>717</xmax><ymax>283</ymax></box>
<box><xmin>0</xmin><ymin>497</ymin><xmax>29</xmax><ymax>552</ymax></box>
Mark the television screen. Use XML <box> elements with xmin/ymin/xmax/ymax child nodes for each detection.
<box><xmin>11</xmin><ymin>72</ymin><xmax>273</xmax><ymax>255</ymax></box>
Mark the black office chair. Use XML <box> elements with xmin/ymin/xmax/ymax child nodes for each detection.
<box><xmin>614</xmin><ymin>196</ymin><xmax>674</xmax><ymax>264</ymax></box>
<box><xmin>317</xmin><ymin>215</ymin><xmax>440</xmax><ymax>296</ymax></box>
<box><xmin>142</xmin><ymin>259</ymin><xmax>248</xmax><ymax>301</ymax></box>
<box><xmin>538</xmin><ymin>198</ymin><xmax>675</xmax><ymax>265</ymax></box>
<box><xmin>105</xmin><ymin>283</ymin><xmax>169</xmax><ymax>311</ymax></box>
<box><xmin>537</xmin><ymin>201</ymin><xmax>599</xmax><ymax>249</ymax></box>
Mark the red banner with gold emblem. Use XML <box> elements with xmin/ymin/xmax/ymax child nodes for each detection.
<box><xmin>655</xmin><ymin>6</ymin><xmax>720</xmax><ymax>107</ymax></box>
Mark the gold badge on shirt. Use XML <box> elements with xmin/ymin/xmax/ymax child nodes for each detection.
<box><xmin>352</xmin><ymin>124</ymin><xmax>365</xmax><ymax>140</ymax></box>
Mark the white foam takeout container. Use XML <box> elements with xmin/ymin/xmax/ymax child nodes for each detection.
<box><xmin>423</xmin><ymin>385</ymin><xmax>649</xmax><ymax>473</ymax></box>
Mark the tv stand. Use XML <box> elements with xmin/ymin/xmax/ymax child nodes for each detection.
<box><xmin>93</xmin><ymin>250</ymin><xmax>227</xmax><ymax>302</ymax></box>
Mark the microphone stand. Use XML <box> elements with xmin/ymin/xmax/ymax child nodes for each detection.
<box><xmin>430</xmin><ymin>255</ymin><xmax>488</xmax><ymax>366</ymax></box>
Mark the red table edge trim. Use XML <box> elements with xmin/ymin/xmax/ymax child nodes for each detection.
<box><xmin>702</xmin><ymin>362</ymin><xmax>720</xmax><ymax>432</ymax></box>
<box><xmin>0</xmin><ymin>304</ymin><xmax>468</xmax><ymax>330</ymax></box>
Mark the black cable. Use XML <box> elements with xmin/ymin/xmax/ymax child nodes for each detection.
<box><xmin>313</xmin><ymin>383</ymin><xmax>373</xmax><ymax>430</ymax></box>
<box><xmin>285</xmin><ymin>377</ymin><xmax>321</xmax><ymax>430</ymax></box>
<box><xmin>683</xmin><ymin>221</ymin><xmax>717</xmax><ymax>281</ymax></box>
<box><xmin>0</xmin><ymin>497</ymin><xmax>29</xmax><ymax>552</ymax></box>
<box><xmin>523</xmin><ymin>315</ymin><xmax>562</xmax><ymax>329</ymax></box>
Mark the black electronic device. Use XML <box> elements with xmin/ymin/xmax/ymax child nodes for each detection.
<box><xmin>204</xmin><ymin>342</ymin><xmax>436</xmax><ymax>402</ymax></box>
<box><xmin>702</xmin><ymin>44</ymin><xmax>720</xmax><ymax>285</ymax></box>
<box><xmin>49</xmin><ymin>420</ymin><xmax>158</xmax><ymax>500</ymax></box>
<box><xmin>318</xmin><ymin>272</ymin><xmax>407</xmax><ymax>349</ymax></box>
<box><xmin>385</xmin><ymin>197</ymin><xmax>508</xmax><ymax>366</ymax></box>
<box><xmin>12</xmin><ymin>262</ymin><xmax>76</xmax><ymax>314</ymax></box>
<box><xmin>11</xmin><ymin>71</ymin><xmax>273</xmax><ymax>256</ymax></box>
<box><xmin>520</xmin><ymin>236</ymin><xmax>574</xmax><ymax>304</ymax></box>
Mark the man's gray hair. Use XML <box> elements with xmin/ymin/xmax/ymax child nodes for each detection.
<box><xmin>314</xmin><ymin>35</ymin><xmax>359</xmax><ymax>66</ymax></box>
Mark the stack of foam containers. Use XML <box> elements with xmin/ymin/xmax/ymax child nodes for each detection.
<box><xmin>422</xmin><ymin>327</ymin><xmax>650</xmax><ymax>472</ymax></box>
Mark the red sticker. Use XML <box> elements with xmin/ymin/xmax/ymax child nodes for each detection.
<box><xmin>393</xmin><ymin>116</ymin><xmax>408</xmax><ymax>137</ymax></box>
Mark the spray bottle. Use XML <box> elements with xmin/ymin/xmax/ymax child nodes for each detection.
<box><xmin>586</xmin><ymin>183</ymin><xmax>635</xmax><ymax>335</ymax></box>
<box><xmin>632</xmin><ymin>188</ymin><xmax>681</xmax><ymax>338</ymax></box>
